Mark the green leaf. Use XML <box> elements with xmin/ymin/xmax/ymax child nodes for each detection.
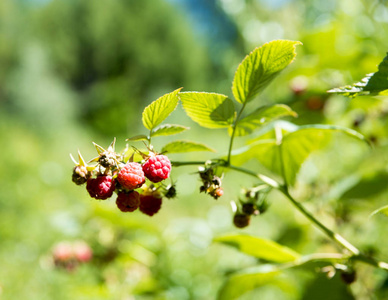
<box><xmin>142</xmin><ymin>88</ymin><xmax>182</xmax><ymax>130</ymax></box>
<box><xmin>230</xmin><ymin>139</ymin><xmax>278</xmax><ymax>167</ymax></box>
<box><xmin>180</xmin><ymin>92</ymin><xmax>235</xmax><ymax>128</ymax></box>
<box><xmin>161</xmin><ymin>140</ymin><xmax>216</xmax><ymax>153</ymax></box>
<box><xmin>151</xmin><ymin>124</ymin><xmax>189</xmax><ymax>137</ymax></box>
<box><xmin>341</xmin><ymin>172</ymin><xmax>388</xmax><ymax>200</ymax></box>
<box><xmin>231</xmin><ymin>104</ymin><xmax>297</xmax><ymax>136</ymax></box>
<box><xmin>280</xmin><ymin>125</ymin><xmax>368</xmax><ymax>185</ymax></box>
<box><xmin>328</xmin><ymin>53</ymin><xmax>388</xmax><ymax>97</ymax></box>
<box><xmin>218</xmin><ymin>265</ymin><xmax>281</xmax><ymax>300</ymax></box>
<box><xmin>232</xmin><ymin>125</ymin><xmax>368</xmax><ymax>185</ymax></box>
<box><xmin>232</xmin><ymin>40</ymin><xmax>302</xmax><ymax>104</ymax></box>
<box><xmin>126</xmin><ymin>134</ymin><xmax>149</xmax><ymax>142</ymax></box>
<box><xmin>302</xmin><ymin>272</ymin><xmax>355</xmax><ymax>300</ymax></box>
<box><xmin>370</xmin><ymin>205</ymin><xmax>388</xmax><ymax>218</ymax></box>
<box><xmin>214</xmin><ymin>234</ymin><xmax>300</xmax><ymax>263</ymax></box>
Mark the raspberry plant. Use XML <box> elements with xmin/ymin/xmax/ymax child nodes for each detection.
<box><xmin>71</xmin><ymin>40</ymin><xmax>388</xmax><ymax>299</ymax></box>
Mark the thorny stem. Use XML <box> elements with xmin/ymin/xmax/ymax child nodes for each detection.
<box><xmin>172</xmin><ymin>160</ymin><xmax>388</xmax><ymax>271</ymax></box>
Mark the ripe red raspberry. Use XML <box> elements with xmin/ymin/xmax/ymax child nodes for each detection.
<box><xmin>139</xmin><ymin>194</ymin><xmax>162</xmax><ymax>216</ymax></box>
<box><xmin>53</xmin><ymin>242</ymin><xmax>73</xmax><ymax>262</ymax></box>
<box><xmin>116</xmin><ymin>191</ymin><xmax>140</xmax><ymax>212</ymax></box>
<box><xmin>73</xmin><ymin>241</ymin><xmax>93</xmax><ymax>263</ymax></box>
<box><xmin>86</xmin><ymin>176</ymin><xmax>115</xmax><ymax>200</ymax></box>
<box><xmin>117</xmin><ymin>162</ymin><xmax>145</xmax><ymax>190</ymax></box>
<box><xmin>142</xmin><ymin>155</ymin><xmax>171</xmax><ymax>183</ymax></box>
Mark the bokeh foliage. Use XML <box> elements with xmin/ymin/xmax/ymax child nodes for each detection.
<box><xmin>2</xmin><ymin>0</ymin><xmax>388</xmax><ymax>299</ymax></box>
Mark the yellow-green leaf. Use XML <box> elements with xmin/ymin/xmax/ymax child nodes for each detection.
<box><xmin>218</xmin><ymin>265</ymin><xmax>281</xmax><ymax>300</ymax></box>
<box><xmin>370</xmin><ymin>205</ymin><xmax>388</xmax><ymax>218</ymax></box>
<box><xmin>214</xmin><ymin>234</ymin><xmax>300</xmax><ymax>263</ymax></box>
<box><xmin>232</xmin><ymin>40</ymin><xmax>302</xmax><ymax>104</ymax></box>
<box><xmin>230</xmin><ymin>104</ymin><xmax>297</xmax><ymax>136</ymax></box>
<box><xmin>142</xmin><ymin>88</ymin><xmax>182</xmax><ymax>130</ymax></box>
<box><xmin>161</xmin><ymin>140</ymin><xmax>216</xmax><ymax>153</ymax></box>
<box><xmin>180</xmin><ymin>92</ymin><xmax>235</xmax><ymax>128</ymax></box>
<box><xmin>151</xmin><ymin>124</ymin><xmax>189</xmax><ymax>137</ymax></box>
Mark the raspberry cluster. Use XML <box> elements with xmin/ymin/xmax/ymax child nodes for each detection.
<box><xmin>71</xmin><ymin>139</ymin><xmax>173</xmax><ymax>216</ymax></box>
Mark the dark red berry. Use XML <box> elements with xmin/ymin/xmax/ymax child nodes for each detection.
<box><xmin>233</xmin><ymin>213</ymin><xmax>250</xmax><ymax>228</ymax></box>
<box><xmin>306</xmin><ymin>96</ymin><xmax>324</xmax><ymax>111</ymax></box>
<box><xmin>139</xmin><ymin>194</ymin><xmax>162</xmax><ymax>216</ymax></box>
<box><xmin>340</xmin><ymin>270</ymin><xmax>356</xmax><ymax>284</ymax></box>
<box><xmin>116</xmin><ymin>191</ymin><xmax>140</xmax><ymax>212</ymax></box>
<box><xmin>142</xmin><ymin>155</ymin><xmax>171</xmax><ymax>183</ymax></box>
<box><xmin>86</xmin><ymin>176</ymin><xmax>115</xmax><ymax>200</ymax></box>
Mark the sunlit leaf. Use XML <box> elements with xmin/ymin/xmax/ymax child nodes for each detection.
<box><xmin>214</xmin><ymin>234</ymin><xmax>300</xmax><ymax>263</ymax></box>
<box><xmin>302</xmin><ymin>272</ymin><xmax>355</xmax><ymax>300</ymax></box>
<box><xmin>126</xmin><ymin>134</ymin><xmax>149</xmax><ymax>141</ymax></box>
<box><xmin>151</xmin><ymin>124</ymin><xmax>189</xmax><ymax>137</ymax></box>
<box><xmin>230</xmin><ymin>139</ymin><xmax>277</xmax><ymax>167</ymax></box>
<box><xmin>142</xmin><ymin>88</ymin><xmax>182</xmax><ymax>130</ymax></box>
<box><xmin>232</xmin><ymin>40</ymin><xmax>302</xmax><ymax>104</ymax></box>
<box><xmin>231</xmin><ymin>104</ymin><xmax>297</xmax><ymax>136</ymax></box>
<box><xmin>218</xmin><ymin>253</ymin><xmax>349</xmax><ymax>300</ymax></box>
<box><xmin>370</xmin><ymin>205</ymin><xmax>388</xmax><ymax>218</ymax></box>
<box><xmin>231</xmin><ymin>125</ymin><xmax>368</xmax><ymax>185</ymax></box>
<box><xmin>341</xmin><ymin>172</ymin><xmax>388</xmax><ymax>200</ymax></box>
<box><xmin>218</xmin><ymin>265</ymin><xmax>281</xmax><ymax>300</ymax></box>
<box><xmin>328</xmin><ymin>53</ymin><xmax>388</xmax><ymax>97</ymax></box>
<box><xmin>161</xmin><ymin>140</ymin><xmax>216</xmax><ymax>153</ymax></box>
<box><xmin>180</xmin><ymin>92</ymin><xmax>235</xmax><ymax>128</ymax></box>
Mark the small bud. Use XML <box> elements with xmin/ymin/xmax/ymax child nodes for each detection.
<box><xmin>98</xmin><ymin>153</ymin><xmax>117</xmax><ymax>168</ymax></box>
<box><xmin>72</xmin><ymin>165</ymin><xmax>90</xmax><ymax>185</ymax></box>
<box><xmin>242</xmin><ymin>203</ymin><xmax>259</xmax><ymax>215</ymax></box>
<box><xmin>165</xmin><ymin>184</ymin><xmax>177</xmax><ymax>199</ymax></box>
<box><xmin>212</xmin><ymin>176</ymin><xmax>222</xmax><ymax>186</ymax></box>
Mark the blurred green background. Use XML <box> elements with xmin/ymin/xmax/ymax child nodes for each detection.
<box><xmin>2</xmin><ymin>0</ymin><xmax>388</xmax><ymax>299</ymax></box>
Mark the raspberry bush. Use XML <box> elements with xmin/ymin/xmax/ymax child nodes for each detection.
<box><xmin>71</xmin><ymin>40</ymin><xmax>388</xmax><ymax>299</ymax></box>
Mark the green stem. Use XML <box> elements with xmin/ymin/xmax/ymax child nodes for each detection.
<box><xmin>229</xmin><ymin>165</ymin><xmax>360</xmax><ymax>255</ymax></box>
<box><xmin>282</xmin><ymin>187</ymin><xmax>360</xmax><ymax>256</ymax></box>
<box><xmin>148</xmin><ymin>130</ymin><xmax>152</xmax><ymax>147</ymax></box>
<box><xmin>227</xmin><ymin>103</ymin><xmax>246</xmax><ymax>165</ymax></box>
<box><xmin>171</xmin><ymin>161</ymin><xmax>207</xmax><ymax>167</ymax></box>
<box><xmin>172</xmin><ymin>161</ymin><xmax>388</xmax><ymax>271</ymax></box>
